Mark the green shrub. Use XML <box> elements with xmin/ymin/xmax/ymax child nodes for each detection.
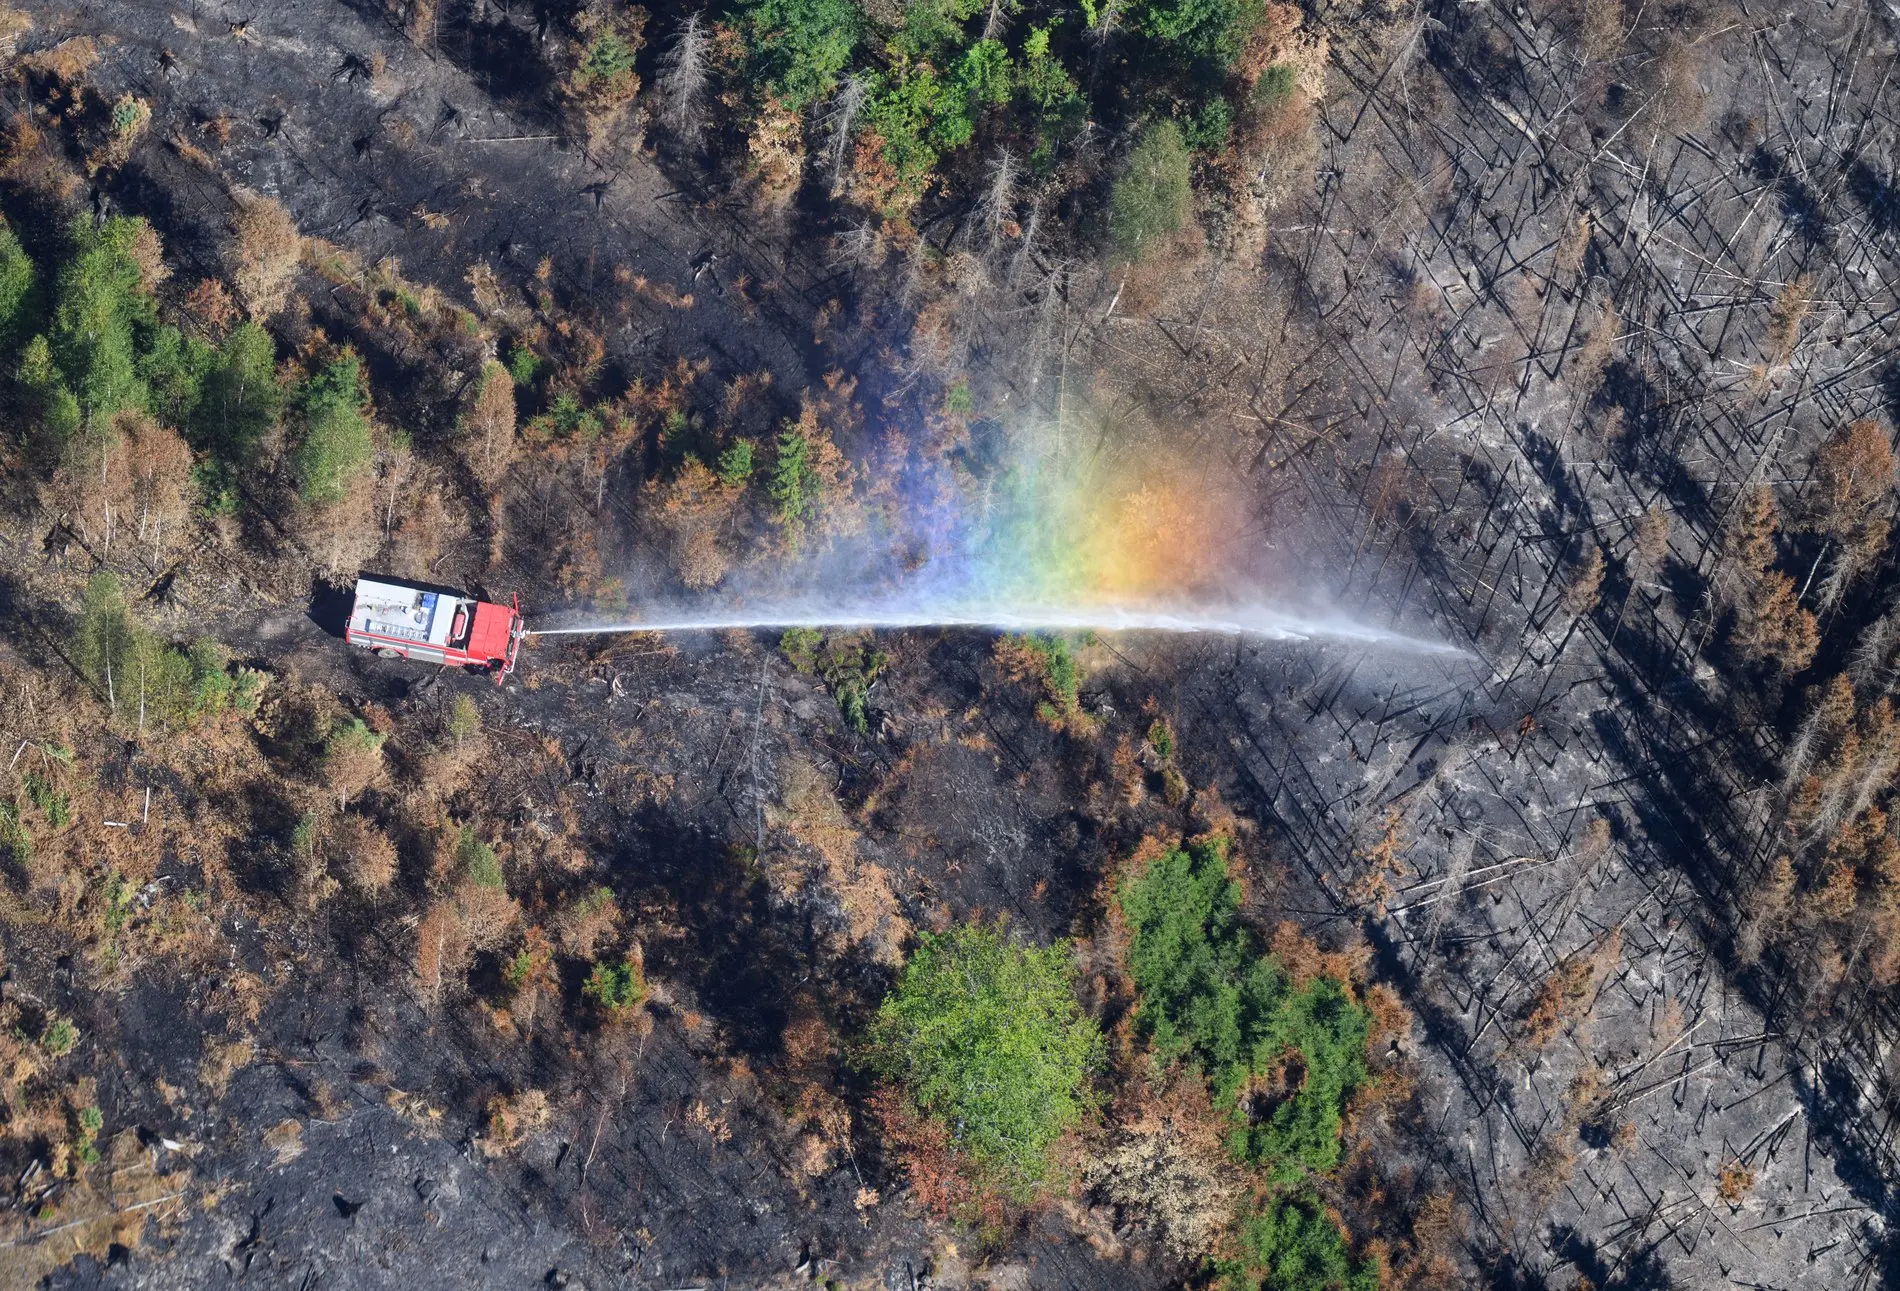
<box><xmin>1256</xmin><ymin>62</ymin><xmax>1297</xmax><ymax>103</ymax></box>
<box><xmin>110</xmin><ymin>94</ymin><xmax>147</xmax><ymax>136</ymax></box>
<box><xmin>1218</xmin><ymin>1188</ymin><xmax>1378</xmax><ymax>1291</ymax></box>
<box><xmin>457</xmin><ymin>825</ymin><xmax>504</xmax><ymax>889</ymax></box>
<box><xmin>1120</xmin><ymin>839</ymin><xmax>1369</xmax><ymax>1179</ymax></box>
<box><xmin>1108</xmin><ymin>121</ymin><xmax>1194</xmax><ymax>262</ymax></box>
<box><xmin>40</xmin><ymin>1015</ymin><xmax>78</xmax><ymax>1057</ymax></box>
<box><xmin>23</xmin><ymin>772</ymin><xmax>69</xmax><ymax>828</ymax></box>
<box><xmin>583</xmin><ymin>955</ymin><xmax>647</xmax><ymax>1013</ymax></box>
<box><xmin>292</xmin><ymin>355</ymin><xmax>373</xmax><ymax>503</ymax></box>
<box><xmin>781</xmin><ymin>627</ymin><xmax>823</xmax><ymax>673</ymax></box>
<box><xmin>73</xmin><ymin>1103</ymin><xmax>104</xmax><ymax>1164</ymax></box>
<box><xmin>0</xmin><ymin>801</ymin><xmax>30</xmax><ymax>870</ymax></box>
<box><xmin>505</xmin><ymin>342</ymin><xmax>543</xmax><ymax>388</ymax></box>
<box><xmin>1183</xmin><ymin>96</ymin><xmax>1233</xmax><ymax>151</ymax></box>
<box><xmin>102</xmin><ymin>870</ymin><xmax>133</xmax><ymax>940</ymax></box>
<box><xmin>1147</xmin><ymin>718</ymin><xmax>1176</xmax><ymax>761</ymax></box>
<box><xmin>867</xmin><ymin>921</ymin><xmax>1102</xmax><ymax>1195</ymax></box>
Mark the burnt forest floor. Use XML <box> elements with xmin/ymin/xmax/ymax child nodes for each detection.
<box><xmin>0</xmin><ymin>0</ymin><xmax>1895</xmax><ymax>1288</ymax></box>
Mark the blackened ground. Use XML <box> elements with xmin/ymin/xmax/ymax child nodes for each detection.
<box><xmin>57</xmin><ymin>0</ymin><xmax>842</xmax><ymax>406</ymax></box>
<box><xmin>19</xmin><ymin>599</ymin><xmax>1184</xmax><ymax>1291</ymax></box>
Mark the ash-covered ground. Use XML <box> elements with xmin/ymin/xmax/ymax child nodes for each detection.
<box><xmin>2</xmin><ymin>0</ymin><xmax>1898</xmax><ymax>1289</ymax></box>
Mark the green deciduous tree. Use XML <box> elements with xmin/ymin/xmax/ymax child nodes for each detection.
<box><xmin>71</xmin><ymin>574</ymin><xmax>237</xmax><ymax>731</ymax></box>
<box><xmin>867</xmin><ymin>921</ymin><xmax>1102</xmax><ymax>1195</ymax></box>
<box><xmin>0</xmin><ymin>217</ymin><xmax>40</xmax><ymax>352</ymax></box>
<box><xmin>74</xmin><ymin>571</ymin><xmax>135</xmax><ymax>700</ymax></box>
<box><xmin>48</xmin><ymin>216</ymin><xmax>157</xmax><ymax>431</ymax></box>
<box><xmin>191</xmin><ymin>321</ymin><xmax>282</xmax><ymax>473</ymax></box>
<box><xmin>135</xmin><ymin>323</ymin><xmax>216</xmax><ymax>428</ymax></box>
<box><xmin>1133</xmin><ymin>0</ymin><xmax>1262</xmax><ymax>64</ymax></box>
<box><xmin>892</xmin><ymin>0</ymin><xmax>985</xmax><ymax>62</ymax></box>
<box><xmin>293</xmin><ymin>354</ymin><xmax>374</xmax><ymax>504</ymax></box>
<box><xmin>1108</xmin><ymin>121</ymin><xmax>1194</xmax><ymax>262</ymax></box>
<box><xmin>18</xmin><ymin>333</ymin><xmax>81</xmax><ymax>459</ymax></box>
<box><xmin>745</xmin><ymin>0</ymin><xmax>864</xmax><ymax>109</ymax></box>
<box><xmin>458</xmin><ymin>825</ymin><xmax>504</xmax><ymax>888</ymax></box>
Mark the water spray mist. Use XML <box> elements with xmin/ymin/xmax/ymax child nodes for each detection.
<box><xmin>530</xmin><ymin>405</ymin><xmax>1467</xmax><ymax>658</ymax></box>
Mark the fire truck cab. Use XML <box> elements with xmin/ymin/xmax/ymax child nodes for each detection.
<box><xmin>345</xmin><ymin>576</ymin><xmax>524</xmax><ymax>680</ymax></box>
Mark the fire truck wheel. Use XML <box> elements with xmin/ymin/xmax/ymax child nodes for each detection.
<box><xmin>373</xmin><ymin>647</ymin><xmax>402</xmax><ymax>659</ymax></box>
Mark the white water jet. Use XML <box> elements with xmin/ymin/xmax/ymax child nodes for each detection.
<box><xmin>526</xmin><ymin>600</ymin><xmax>1470</xmax><ymax>657</ymax></box>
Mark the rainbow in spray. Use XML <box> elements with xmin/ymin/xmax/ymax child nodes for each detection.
<box><xmin>531</xmin><ymin>419</ymin><xmax>1463</xmax><ymax>656</ymax></box>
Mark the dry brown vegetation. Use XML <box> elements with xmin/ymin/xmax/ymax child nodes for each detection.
<box><xmin>228</xmin><ymin>193</ymin><xmax>301</xmax><ymax>319</ymax></box>
<box><xmin>1520</xmin><ymin>928</ymin><xmax>1622</xmax><ymax>1050</ymax></box>
<box><xmin>771</xmin><ymin>755</ymin><xmax>905</xmax><ymax>960</ymax></box>
<box><xmin>460</xmin><ymin>359</ymin><xmax>517</xmax><ymax>492</ymax></box>
<box><xmin>1087</xmin><ymin>1071</ymin><xmax>1240</xmax><ymax>1261</ymax></box>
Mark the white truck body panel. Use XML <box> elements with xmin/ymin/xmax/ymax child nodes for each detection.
<box><xmin>349</xmin><ymin>578</ymin><xmax>464</xmax><ymax>647</ymax></box>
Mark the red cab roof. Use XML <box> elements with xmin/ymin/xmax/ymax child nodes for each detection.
<box><xmin>467</xmin><ymin>601</ymin><xmax>517</xmax><ymax>661</ymax></box>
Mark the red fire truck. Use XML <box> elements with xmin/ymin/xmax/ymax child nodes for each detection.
<box><xmin>345</xmin><ymin>577</ymin><xmax>525</xmax><ymax>680</ymax></box>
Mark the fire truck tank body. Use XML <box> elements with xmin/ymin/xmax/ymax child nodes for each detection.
<box><xmin>350</xmin><ymin>579</ymin><xmax>460</xmax><ymax>647</ymax></box>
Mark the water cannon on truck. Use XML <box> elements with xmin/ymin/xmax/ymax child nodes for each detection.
<box><xmin>345</xmin><ymin>576</ymin><xmax>525</xmax><ymax>682</ymax></box>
